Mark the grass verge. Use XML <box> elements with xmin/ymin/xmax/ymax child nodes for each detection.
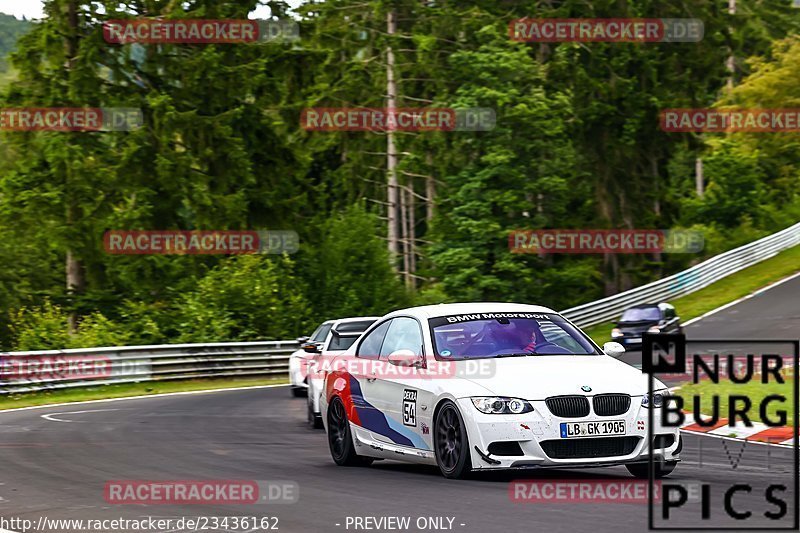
<box><xmin>0</xmin><ymin>377</ymin><xmax>288</xmax><ymax>411</ymax></box>
<box><xmin>678</xmin><ymin>378</ymin><xmax>795</xmax><ymax>427</ymax></box>
<box><xmin>584</xmin><ymin>244</ymin><xmax>800</xmax><ymax>345</ymax></box>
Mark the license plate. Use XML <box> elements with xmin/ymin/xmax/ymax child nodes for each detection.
<box><xmin>625</xmin><ymin>337</ymin><xmax>641</xmax><ymax>344</ymax></box>
<box><xmin>560</xmin><ymin>420</ymin><xmax>626</xmax><ymax>438</ymax></box>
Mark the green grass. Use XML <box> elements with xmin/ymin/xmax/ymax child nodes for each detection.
<box><xmin>679</xmin><ymin>378</ymin><xmax>795</xmax><ymax>426</ymax></box>
<box><xmin>584</xmin><ymin>244</ymin><xmax>800</xmax><ymax>345</ymax></box>
<box><xmin>0</xmin><ymin>376</ymin><xmax>288</xmax><ymax>411</ymax></box>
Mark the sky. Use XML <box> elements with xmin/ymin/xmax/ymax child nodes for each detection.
<box><xmin>0</xmin><ymin>0</ymin><xmax>43</xmax><ymax>19</ymax></box>
<box><xmin>0</xmin><ymin>1</ymin><xmax>301</xmax><ymax>20</ymax></box>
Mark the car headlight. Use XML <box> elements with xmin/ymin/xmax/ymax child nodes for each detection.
<box><xmin>647</xmin><ymin>326</ymin><xmax>661</xmax><ymax>334</ymax></box>
<box><xmin>642</xmin><ymin>390</ymin><xmax>668</xmax><ymax>408</ymax></box>
<box><xmin>471</xmin><ymin>397</ymin><xmax>533</xmax><ymax>414</ymax></box>
<box><xmin>611</xmin><ymin>328</ymin><xmax>623</xmax><ymax>338</ymax></box>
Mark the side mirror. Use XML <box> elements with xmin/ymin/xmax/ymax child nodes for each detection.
<box><xmin>603</xmin><ymin>342</ymin><xmax>625</xmax><ymax>358</ymax></box>
<box><xmin>387</xmin><ymin>349</ymin><xmax>424</xmax><ymax>368</ymax></box>
<box><xmin>303</xmin><ymin>342</ymin><xmax>321</xmax><ymax>354</ymax></box>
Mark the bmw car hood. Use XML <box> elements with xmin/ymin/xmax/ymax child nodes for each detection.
<box><xmin>456</xmin><ymin>355</ymin><xmax>653</xmax><ymax>400</ymax></box>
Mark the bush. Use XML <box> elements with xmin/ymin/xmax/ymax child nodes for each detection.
<box><xmin>305</xmin><ymin>204</ymin><xmax>410</xmax><ymax>319</ymax></box>
<box><xmin>174</xmin><ymin>255</ymin><xmax>312</xmax><ymax>342</ymax></box>
<box><xmin>682</xmin><ymin>142</ymin><xmax>768</xmax><ymax>229</ymax></box>
<box><xmin>10</xmin><ymin>301</ymin><xmax>131</xmax><ymax>350</ymax></box>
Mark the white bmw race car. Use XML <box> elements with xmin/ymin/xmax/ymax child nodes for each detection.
<box><xmin>321</xmin><ymin>303</ymin><xmax>680</xmax><ymax>479</ymax></box>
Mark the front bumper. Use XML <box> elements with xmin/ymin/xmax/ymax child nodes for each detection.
<box><xmin>615</xmin><ymin>337</ymin><xmax>643</xmax><ymax>349</ymax></box>
<box><xmin>457</xmin><ymin>397</ymin><xmax>680</xmax><ymax>470</ymax></box>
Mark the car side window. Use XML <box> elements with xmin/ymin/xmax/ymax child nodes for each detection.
<box><xmin>312</xmin><ymin>323</ymin><xmax>332</xmax><ymax>342</ymax></box>
<box><xmin>356</xmin><ymin>320</ymin><xmax>392</xmax><ymax>360</ymax></box>
<box><xmin>379</xmin><ymin>317</ymin><xmax>423</xmax><ymax>358</ymax></box>
<box><xmin>542</xmin><ymin>328</ymin><xmax>583</xmax><ymax>353</ymax></box>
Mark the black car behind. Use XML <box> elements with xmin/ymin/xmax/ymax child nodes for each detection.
<box><xmin>611</xmin><ymin>302</ymin><xmax>682</xmax><ymax>349</ymax></box>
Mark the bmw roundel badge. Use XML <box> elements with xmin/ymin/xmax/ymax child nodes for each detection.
<box><xmin>581</xmin><ymin>385</ymin><xmax>592</xmax><ymax>392</ymax></box>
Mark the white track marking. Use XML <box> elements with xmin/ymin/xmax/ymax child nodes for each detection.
<box><xmin>707</xmin><ymin>422</ymin><xmax>774</xmax><ymax>440</ymax></box>
<box><xmin>683</xmin><ymin>270</ymin><xmax>800</xmax><ymax>327</ymax></box>
<box><xmin>0</xmin><ymin>383</ymin><xmax>288</xmax><ymax>416</ymax></box>
<box><xmin>40</xmin><ymin>408</ymin><xmax>120</xmax><ymax>423</ymax></box>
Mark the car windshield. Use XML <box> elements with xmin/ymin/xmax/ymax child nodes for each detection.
<box><xmin>620</xmin><ymin>307</ymin><xmax>661</xmax><ymax>322</ymax></box>
<box><xmin>429</xmin><ymin>312</ymin><xmax>599</xmax><ymax>360</ymax></box>
<box><xmin>333</xmin><ymin>320</ymin><xmax>376</xmax><ymax>334</ymax></box>
<box><xmin>328</xmin><ymin>334</ymin><xmax>360</xmax><ymax>351</ymax></box>
<box><xmin>311</xmin><ymin>323</ymin><xmax>333</xmax><ymax>342</ymax></box>
<box><xmin>326</xmin><ymin>320</ymin><xmax>375</xmax><ymax>351</ymax></box>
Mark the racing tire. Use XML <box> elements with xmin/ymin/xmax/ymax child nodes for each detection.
<box><xmin>327</xmin><ymin>397</ymin><xmax>373</xmax><ymax>467</ymax></box>
<box><xmin>626</xmin><ymin>460</ymin><xmax>677</xmax><ymax>479</ymax></box>
<box><xmin>434</xmin><ymin>401</ymin><xmax>472</xmax><ymax>479</ymax></box>
<box><xmin>308</xmin><ymin>394</ymin><xmax>324</xmax><ymax>429</ymax></box>
<box><xmin>291</xmin><ymin>386</ymin><xmax>306</xmax><ymax>398</ymax></box>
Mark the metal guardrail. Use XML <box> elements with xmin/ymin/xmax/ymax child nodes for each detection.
<box><xmin>1</xmin><ymin>222</ymin><xmax>798</xmax><ymax>394</ymax></box>
<box><xmin>0</xmin><ymin>341</ymin><xmax>298</xmax><ymax>395</ymax></box>
<box><xmin>561</xmin><ymin>221</ymin><xmax>800</xmax><ymax>329</ymax></box>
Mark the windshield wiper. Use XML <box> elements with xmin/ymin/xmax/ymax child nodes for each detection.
<box><xmin>492</xmin><ymin>352</ymin><xmax>537</xmax><ymax>358</ymax></box>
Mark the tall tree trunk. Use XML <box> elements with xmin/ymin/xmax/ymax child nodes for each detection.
<box><xmin>65</xmin><ymin>0</ymin><xmax>83</xmax><ymax>334</ymax></box>
<box><xmin>400</xmin><ymin>180</ymin><xmax>411</xmax><ymax>287</ymax></box>
<box><xmin>651</xmin><ymin>155</ymin><xmax>663</xmax><ymax>277</ymax></box>
<box><xmin>65</xmin><ymin>249</ymin><xmax>84</xmax><ymax>332</ymax></box>
<box><xmin>651</xmin><ymin>156</ymin><xmax>661</xmax><ymax>217</ymax></box>
<box><xmin>65</xmin><ymin>1</ymin><xmax>78</xmax><ymax>60</ymax></box>
<box><xmin>425</xmin><ymin>153</ymin><xmax>435</xmax><ymax>224</ymax></box>
<box><xmin>695</xmin><ymin>157</ymin><xmax>705</xmax><ymax>197</ymax></box>
<box><xmin>603</xmin><ymin>253</ymin><xmax>619</xmax><ymax>296</ymax></box>
<box><xmin>386</xmin><ymin>10</ymin><xmax>399</xmax><ymax>266</ymax></box>
<box><xmin>727</xmin><ymin>0</ymin><xmax>736</xmax><ymax>90</ymax></box>
<box><xmin>408</xmin><ymin>184</ymin><xmax>416</xmax><ymax>289</ymax></box>
<box><xmin>596</xmin><ymin>161</ymin><xmax>617</xmax><ymax>295</ymax></box>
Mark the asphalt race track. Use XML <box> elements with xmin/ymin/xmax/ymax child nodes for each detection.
<box><xmin>1</xmin><ymin>275</ymin><xmax>798</xmax><ymax>533</ymax></box>
<box><xmin>685</xmin><ymin>272</ymin><xmax>800</xmax><ymax>341</ymax></box>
